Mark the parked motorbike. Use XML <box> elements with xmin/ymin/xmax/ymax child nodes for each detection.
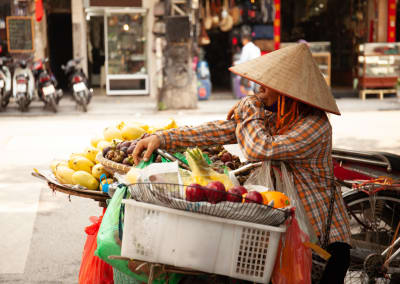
<box><xmin>12</xmin><ymin>57</ymin><xmax>35</xmax><ymax>112</ymax></box>
<box><xmin>61</xmin><ymin>58</ymin><xmax>92</xmax><ymax>112</ymax></box>
<box><xmin>32</xmin><ymin>58</ymin><xmax>63</xmax><ymax>113</ymax></box>
<box><xmin>0</xmin><ymin>57</ymin><xmax>12</xmax><ymax>110</ymax></box>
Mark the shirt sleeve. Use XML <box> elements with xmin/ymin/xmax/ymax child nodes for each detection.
<box><xmin>157</xmin><ymin>120</ymin><xmax>237</xmax><ymax>150</ymax></box>
<box><xmin>234</xmin><ymin>96</ymin><xmax>331</xmax><ymax>161</ymax></box>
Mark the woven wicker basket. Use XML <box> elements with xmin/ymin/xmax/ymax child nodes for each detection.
<box><xmin>96</xmin><ymin>152</ymin><xmax>132</xmax><ymax>175</ymax></box>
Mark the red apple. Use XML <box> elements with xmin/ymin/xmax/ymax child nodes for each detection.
<box><xmin>226</xmin><ymin>186</ymin><xmax>248</xmax><ymax>202</ymax></box>
<box><xmin>205</xmin><ymin>181</ymin><xmax>226</xmax><ymax>204</ymax></box>
<box><xmin>244</xmin><ymin>191</ymin><xmax>263</xmax><ymax>204</ymax></box>
<box><xmin>185</xmin><ymin>183</ymin><xmax>206</xmax><ymax>202</ymax></box>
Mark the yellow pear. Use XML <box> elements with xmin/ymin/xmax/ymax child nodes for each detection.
<box><xmin>83</xmin><ymin>146</ymin><xmax>99</xmax><ymax>163</ymax></box>
<box><xmin>92</xmin><ymin>163</ymin><xmax>110</xmax><ymax>180</ymax></box>
<box><xmin>121</xmin><ymin>125</ymin><xmax>146</xmax><ymax>140</ymax></box>
<box><xmin>103</xmin><ymin>126</ymin><xmax>123</xmax><ymax>142</ymax></box>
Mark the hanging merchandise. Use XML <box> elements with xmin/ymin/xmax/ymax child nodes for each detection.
<box><xmin>229</xmin><ymin>0</ymin><xmax>241</xmax><ymax>25</ymax></box>
<box><xmin>204</xmin><ymin>0</ymin><xmax>213</xmax><ymax>30</ymax></box>
<box><xmin>211</xmin><ymin>0</ymin><xmax>220</xmax><ymax>28</ymax></box>
<box><xmin>219</xmin><ymin>0</ymin><xmax>233</xmax><ymax>32</ymax></box>
<box><xmin>35</xmin><ymin>0</ymin><xmax>43</xmax><ymax>22</ymax></box>
<box><xmin>199</xmin><ymin>3</ymin><xmax>211</xmax><ymax>45</ymax></box>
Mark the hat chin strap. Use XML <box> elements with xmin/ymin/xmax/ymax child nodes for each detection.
<box><xmin>276</xmin><ymin>95</ymin><xmax>298</xmax><ymax>135</ymax></box>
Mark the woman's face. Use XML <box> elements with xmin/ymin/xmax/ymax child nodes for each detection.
<box><xmin>257</xmin><ymin>85</ymin><xmax>280</xmax><ymax>106</ymax></box>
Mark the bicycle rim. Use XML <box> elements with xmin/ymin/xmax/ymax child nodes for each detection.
<box><xmin>344</xmin><ymin>190</ymin><xmax>400</xmax><ymax>284</ymax></box>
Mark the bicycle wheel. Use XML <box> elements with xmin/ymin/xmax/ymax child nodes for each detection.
<box><xmin>344</xmin><ymin>190</ymin><xmax>400</xmax><ymax>284</ymax></box>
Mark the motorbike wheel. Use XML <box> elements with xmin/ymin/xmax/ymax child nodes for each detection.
<box><xmin>1</xmin><ymin>97</ymin><xmax>9</xmax><ymax>109</ymax></box>
<box><xmin>344</xmin><ymin>189</ymin><xmax>400</xmax><ymax>284</ymax></box>
<box><xmin>76</xmin><ymin>91</ymin><xmax>88</xmax><ymax>112</ymax></box>
<box><xmin>48</xmin><ymin>95</ymin><xmax>57</xmax><ymax>113</ymax></box>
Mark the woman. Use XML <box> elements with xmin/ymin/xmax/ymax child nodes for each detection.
<box><xmin>132</xmin><ymin>43</ymin><xmax>352</xmax><ymax>283</ymax></box>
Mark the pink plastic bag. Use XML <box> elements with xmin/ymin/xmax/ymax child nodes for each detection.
<box><xmin>79</xmin><ymin>213</ymin><xmax>114</xmax><ymax>284</ymax></box>
<box><xmin>272</xmin><ymin>213</ymin><xmax>312</xmax><ymax>284</ymax></box>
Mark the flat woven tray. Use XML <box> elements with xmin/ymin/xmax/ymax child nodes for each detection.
<box><xmin>32</xmin><ymin>170</ymin><xmax>109</xmax><ymax>203</ymax></box>
<box><xmin>96</xmin><ymin>152</ymin><xmax>132</xmax><ymax>175</ymax></box>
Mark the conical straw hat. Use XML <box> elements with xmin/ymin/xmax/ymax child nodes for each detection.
<box><xmin>229</xmin><ymin>43</ymin><xmax>340</xmax><ymax>115</ymax></box>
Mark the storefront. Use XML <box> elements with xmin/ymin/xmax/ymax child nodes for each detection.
<box><xmin>85</xmin><ymin>1</ymin><xmax>156</xmax><ymax>96</ymax></box>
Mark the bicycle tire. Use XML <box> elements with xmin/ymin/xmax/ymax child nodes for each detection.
<box><xmin>344</xmin><ymin>189</ymin><xmax>400</xmax><ymax>284</ymax></box>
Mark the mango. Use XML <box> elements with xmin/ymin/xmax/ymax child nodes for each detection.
<box><xmin>90</xmin><ymin>136</ymin><xmax>103</xmax><ymax>148</ymax></box>
<box><xmin>103</xmin><ymin>126</ymin><xmax>122</xmax><ymax>142</ymax></box>
<box><xmin>128</xmin><ymin>121</ymin><xmax>149</xmax><ymax>131</ymax></box>
<box><xmin>55</xmin><ymin>165</ymin><xmax>75</xmax><ymax>185</ymax></box>
<box><xmin>68</xmin><ymin>153</ymin><xmax>86</xmax><ymax>168</ymax></box>
<box><xmin>92</xmin><ymin>163</ymin><xmax>109</xmax><ymax>180</ymax></box>
<box><xmin>72</xmin><ymin>171</ymin><xmax>99</xmax><ymax>190</ymax></box>
<box><xmin>83</xmin><ymin>146</ymin><xmax>99</xmax><ymax>163</ymax></box>
<box><xmin>116</xmin><ymin>121</ymin><xmax>126</xmax><ymax>130</ymax></box>
<box><xmin>70</xmin><ymin>156</ymin><xmax>94</xmax><ymax>173</ymax></box>
<box><xmin>50</xmin><ymin>160</ymin><xmax>68</xmax><ymax>174</ymax></box>
<box><xmin>121</xmin><ymin>125</ymin><xmax>146</xmax><ymax>140</ymax></box>
<box><xmin>97</xmin><ymin>140</ymin><xmax>112</xmax><ymax>151</ymax></box>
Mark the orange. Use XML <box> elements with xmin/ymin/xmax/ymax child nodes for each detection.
<box><xmin>260</xmin><ymin>191</ymin><xmax>290</xmax><ymax>208</ymax></box>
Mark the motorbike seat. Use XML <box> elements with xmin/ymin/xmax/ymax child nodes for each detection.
<box><xmin>332</xmin><ymin>148</ymin><xmax>400</xmax><ymax>173</ymax></box>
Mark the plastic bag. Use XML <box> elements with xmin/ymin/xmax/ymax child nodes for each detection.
<box><xmin>244</xmin><ymin>161</ymin><xmax>317</xmax><ymax>242</ymax></box>
<box><xmin>95</xmin><ymin>184</ymin><xmax>182</xmax><ymax>284</ymax></box>
<box><xmin>95</xmin><ymin>185</ymin><xmax>139</xmax><ymax>280</ymax></box>
<box><xmin>79</xmin><ymin>214</ymin><xmax>113</xmax><ymax>284</ymax></box>
<box><xmin>272</xmin><ymin>214</ymin><xmax>312</xmax><ymax>284</ymax></box>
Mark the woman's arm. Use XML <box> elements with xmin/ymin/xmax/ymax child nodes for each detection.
<box><xmin>235</xmin><ymin>96</ymin><xmax>331</xmax><ymax>161</ymax></box>
<box><xmin>158</xmin><ymin>120</ymin><xmax>237</xmax><ymax>150</ymax></box>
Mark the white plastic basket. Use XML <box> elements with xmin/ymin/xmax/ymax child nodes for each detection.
<box><xmin>121</xmin><ymin>200</ymin><xmax>286</xmax><ymax>283</ymax></box>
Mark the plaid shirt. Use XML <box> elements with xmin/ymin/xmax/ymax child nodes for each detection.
<box><xmin>158</xmin><ymin>96</ymin><xmax>351</xmax><ymax>244</ymax></box>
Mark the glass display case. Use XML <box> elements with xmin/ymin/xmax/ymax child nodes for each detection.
<box><xmin>105</xmin><ymin>10</ymin><xmax>148</xmax><ymax>95</ymax></box>
<box><xmin>281</xmin><ymin>42</ymin><xmax>331</xmax><ymax>86</ymax></box>
<box><xmin>357</xmin><ymin>42</ymin><xmax>400</xmax><ymax>88</ymax></box>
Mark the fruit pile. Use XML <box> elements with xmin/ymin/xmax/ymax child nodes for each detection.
<box><xmin>50</xmin><ymin>119</ymin><xmax>178</xmax><ymax>191</ymax></box>
<box><xmin>185</xmin><ymin>181</ymin><xmax>290</xmax><ymax>209</ymax></box>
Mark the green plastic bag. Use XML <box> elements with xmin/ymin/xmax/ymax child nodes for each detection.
<box><xmin>95</xmin><ymin>156</ymin><xmax>182</xmax><ymax>283</ymax></box>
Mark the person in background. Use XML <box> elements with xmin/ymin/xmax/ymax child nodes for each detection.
<box><xmin>237</xmin><ymin>28</ymin><xmax>261</xmax><ymax>96</ymax></box>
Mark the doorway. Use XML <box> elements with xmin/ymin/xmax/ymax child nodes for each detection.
<box><xmin>88</xmin><ymin>15</ymin><xmax>105</xmax><ymax>87</ymax></box>
<box><xmin>47</xmin><ymin>13</ymin><xmax>73</xmax><ymax>90</ymax></box>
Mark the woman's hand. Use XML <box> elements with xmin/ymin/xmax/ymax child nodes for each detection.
<box><xmin>226</xmin><ymin>100</ymin><xmax>241</xmax><ymax>120</ymax></box>
<box><xmin>132</xmin><ymin>135</ymin><xmax>161</xmax><ymax>165</ymax></box>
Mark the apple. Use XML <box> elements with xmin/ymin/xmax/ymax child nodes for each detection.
<box><xmin>244</xmin><ymin>190</ymin><xmax>263</xmax><ymax>204</ymax></box>
<box><xmin>185</xmin><ymin>183</ymin><xmax>206</xmax><ymax>202</ymax></box>
<box><xmin>205</xmin><ymin>181</ymin><xmax>226</xmax><ymax>204</ymax></box>
<box><xmin>226</xmin><ymin>186</ymin><xmax>248</xmax><ymax>203</ymax></box>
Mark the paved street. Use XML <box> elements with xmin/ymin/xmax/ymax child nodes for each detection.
<box><xmin>0</xmin><ymin>90</ymin><xmax>399</xmax><ymax>283</ymax></box>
